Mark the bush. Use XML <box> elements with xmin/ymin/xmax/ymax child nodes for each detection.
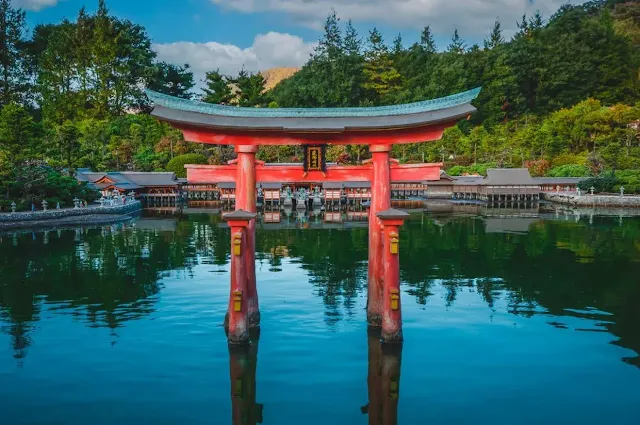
<box><xmin>166</xmin><ymin>154</ymin><xmax>207</xmax><ymax>178</ymax></box>
<box><xmin>550</xmin><ymin>152</ymin><xmax>588</xmax><ymax>168</ymax></box>
<box><xmin>615</xmin><ymin>170</ymin><xmax>640</xmax><ymax>194</ymax></box>
<box><xmin>0</xmin><ymin>165</ymin><xmax>99</xmax><ymax>211</ymax></box>
<box><xmin>578</xmin><ymin>172</ymin><xmax>619</xmax><ymax>193</ymax></box>
<box><xmin>547</xmin><ymin>164</ymin><xmax>591</xmax><ymax>177</ymax></box>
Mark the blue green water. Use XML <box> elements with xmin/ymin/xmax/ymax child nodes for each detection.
<box><xmin>1</xmin><ymin>211</ymin><xmax>640</xmax><ymax>424</ymax></box>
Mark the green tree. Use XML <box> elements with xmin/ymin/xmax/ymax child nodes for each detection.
<box><xmin>362</xmin><ymin>28</ymin><xmax>402</xmax><ymax>104</ymax></box>
<box><xmin>448</xmin><ymin>29</ymin><xmax>466</xmax><ymax>54</ymax></box>
<box><xmin>201</xmin><ymin>69</ymin><xmax>233</xmax><ymax>104</ymax></box>
<box><xmin>0</xmin><ymin>0</ymin><xmax>29</xmax><ymax>105</ymax></box>
<box><xmin>234</xmin><ymin>68</ymin><xmax>268</xmax><ymax>107</ymax></box>
<box><xmin>420</xmin><ymin>26</ymin><xmax>437</xmax><ymax>54</ymax></box>
<box><xmin>53</xmin><ymin>121</ymin><xmax>80</xmax><ymax>170</ymax></box>
<box><xmin>0</xmin><ymin>103</ymin><xmax>38</xmax><ymax>163</ymax></box>
<box><xmin>484</xmin><ymin>19</ymin><xmax>505</xmax><ymax>50</ymax></box>
<box><xmin>147</xmin><ymin>62</ymin><xmax>194</xmax><ymax>99</ymax></box>
<box><xmin>166</xmin><ymin>153</ymin><xmax>207</xmax><ymax>178</ymax></box>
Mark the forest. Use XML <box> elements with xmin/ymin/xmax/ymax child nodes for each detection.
<box><xmin>0</xmin><ymin>0</ymin><xmax>639</xmax><ymax>207</ymax></box>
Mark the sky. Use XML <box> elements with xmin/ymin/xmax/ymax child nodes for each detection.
<box><xmin>19</xmin><ymin>0</ymin><xmax>586</xmax><ymax>86</ymax></box>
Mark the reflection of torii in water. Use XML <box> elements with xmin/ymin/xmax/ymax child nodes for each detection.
<box><xmin>361</xmin><ymin>329</ymin><xmax>402</xmax><ymax>425</ymax></box>
<box><xmin>228</xmin><ymin>329</ymin><xmax>263</xmax><ymax>425</ymax></box>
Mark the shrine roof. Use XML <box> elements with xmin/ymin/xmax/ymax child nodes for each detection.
<box><xmin>146</xmin><ymin>88</ymin><xmax>480</xmax><ymax>132</ymax></box>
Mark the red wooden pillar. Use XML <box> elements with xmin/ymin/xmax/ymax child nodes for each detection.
<box><xmin>368</xmin><ymin>144</ymin><xmax>392</xmax><ymax>326</ymax></box>
<box><xmin>235</xmin><ymin>145</ymin><xmax>260</xmax><ymax>328</ymax></box>
<box><xmin>224</xmin><ymin>210</ymin><xmax>256</xmax><ymax>345</ymax></box>
<box><xmin>376</xmin><ymin>208</ymin><xmax>409</xmax><ymax>344</ymax></box>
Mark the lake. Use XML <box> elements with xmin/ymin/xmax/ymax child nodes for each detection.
<box><xmin>1</xmin><ymin>209</ymin><xmax>639</xmax><ymax>425</ymax></box>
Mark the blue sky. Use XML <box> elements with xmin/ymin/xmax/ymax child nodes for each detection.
<box><xmin>19</xmin><ymin>0</ymin><xmax>585</xmax><ymax>84</ymax></box>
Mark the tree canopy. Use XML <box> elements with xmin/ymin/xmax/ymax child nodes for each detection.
<box><xmin>0</xmin><ymin>0</ymin><xmax>639</xmax><ymax>204</ymax></box>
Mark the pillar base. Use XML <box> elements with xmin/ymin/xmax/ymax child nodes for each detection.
<box><xmin>381</xmin><ymin>330</ymin><xmax>404</xmax><ymax>345</ymax></box>
<box><xmin>226</xmin><ymin>328</ymin><xmax>250</xmax><ymax>345</ymax></box>
<box><xmin>248</xmin><ymin>311</ymin><xmax>261</xmax><ymax>329</ymax></box>
<box><xmin>367</xmin><ymin>312</ymin><xmax>382</xmax><ymax>327</ymax></box>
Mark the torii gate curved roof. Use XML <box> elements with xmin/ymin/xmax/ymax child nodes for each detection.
<box><xmin>146</xmin><ymin>87</ymin><xmax>480</xmax><ymax>145</ymax></box>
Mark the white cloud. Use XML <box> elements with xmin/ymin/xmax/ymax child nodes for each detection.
<box><xmin>14</xmin><ymin>0</ymin><xmax>59</xmax><ymax>11</ymax></box>
<box><xmin>212</xmin><ymin>0</ymin><xmax>587</xmax><ymax>36</ymax></box>
<box><xmin>153</xmin><ymin>32</ymin><xmax>316</xmax><ymax>86</ymax></box>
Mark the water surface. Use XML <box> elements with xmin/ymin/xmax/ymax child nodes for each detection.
<box><xmin>1</xmin><ymin>211</ymin><xmax>639</xmax><ymax>424</ymax></box>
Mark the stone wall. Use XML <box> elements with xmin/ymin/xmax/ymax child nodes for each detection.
<box><xmin>542</xmin><ymin>193</ymin><xmax>640</xmax><ymax>208</ymax></box>
<box><xmin>0</xmin><ymin>201</ymin><xmax>142</xmax><ymax>223</ymax></box>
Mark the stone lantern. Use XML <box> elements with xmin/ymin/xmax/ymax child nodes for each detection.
<box><xmin>73</xmin><ymin>198</ymin><xmax>80</xmax><ymax>209</ymax></box>
<box><xmin>42</xmin><ymin>200</ymin><xmax>48</xmax><ymax>211</ymax></box>
<box><xmin>620</xmin><ymin>186</ymin><xmax>625</xmax><ymax>197</ymax></box>
<box><xmin>590</xmin><ymin>186</ymin><xmax>595</xmax><ymax>196</ymax></box>
<box><xmin>10</xmin><ymin>201</ymin><xmax>16</xmax><ymax>213</ymax></box>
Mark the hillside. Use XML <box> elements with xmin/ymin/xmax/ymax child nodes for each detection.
<box><xmin>261</xmin><ymin>67</ymin><xmax>299</xmax><ymax>91</ymax></box>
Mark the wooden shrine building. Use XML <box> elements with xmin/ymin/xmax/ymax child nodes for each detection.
<box><xmin>146</xmin><ymin>87</ymin><xmax>481</xmax><ymax>345</ymax></box>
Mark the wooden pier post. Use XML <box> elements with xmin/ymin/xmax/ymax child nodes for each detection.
<box><xmin>376</xmin><ymin>208</ymin><xmax>409</xmax><ymax>344</ymax></box>
<box><xmin>236</xmin><ymin>145</ymin><xmax>260</xmax><ymax>328</ymax></box>
<box><xmin>368</xmin><ymin>144</ymin><xmax>392</xmax><ymax>327</ymax></box>
<box><xmin>224</xmin><ymin>210</ymin><xmax>256</xmax><ymax>345</ymax></box>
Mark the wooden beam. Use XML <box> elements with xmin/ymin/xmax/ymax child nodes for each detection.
<box><xmin>179</xmin><ymin>122</ymin><xmax>450</xmax><ymax>146</ymax></box>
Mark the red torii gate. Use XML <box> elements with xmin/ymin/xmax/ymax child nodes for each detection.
<box><xmin>147</xmin><ymin>88</ymin><xmax>480</xmax><ymax>345</ymax></box>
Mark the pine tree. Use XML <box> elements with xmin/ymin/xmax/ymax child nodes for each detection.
<box><xmin>393</xmin><ymin>33</ymin><xmax>403</xmax><ymax>56</ymax></box>
<box><xmin>448</xmin><ymin>29</ymin><xmax>466</xmax><ymax>54</ymax></box>
<box><xmin>201</xmin><ymin>69</ymin><xmax>233</xmax><ymax>104</ymax></box>
<box><xmin>148</xmin><ymin>62</ymin><xmax>194</xmax><ymax>99</ymax></box>
<box><xmin>363</xmin><ymin>28</ymin><xmax>402</xmax><ymax>104</ymax></box>
<box><xmin>484</xmin><ymin>19</ymin><xmax>504</xmax><ymax>50</ymax></box>
<box><xmin>420</xmin><ymin>26</ymin><xmax>437</xmax><ymax>54</ymax></box>
<box><xmin>314</xmin><ymin>10</ymin><xmax>342</xmax><ymax>63</ymax></box>
<box><xmin>234</xmin><ymin>68</ymin><xmax>267</xmax><ymax>107</ymax></box>
<box><xmin>340</xmin><ymin>20</ymin><xmax>365</xmax><ymax>106</ymax></box>
<box><xmin>0</xmin><ymin>0</ymin><xmax>29</xmax><ymax>106</ymax></box>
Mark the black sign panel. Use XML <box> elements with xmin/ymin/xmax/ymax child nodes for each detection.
<box><xmin>304</xmin><ymin>145</ymin><xmax>327</xmax><ymax>172</ymax></box>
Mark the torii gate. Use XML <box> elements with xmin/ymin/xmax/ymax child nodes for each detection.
<box><xmin>147</xmin><ymin>88</ymin><xmax>480</xmax><ymax>345</ymax></box>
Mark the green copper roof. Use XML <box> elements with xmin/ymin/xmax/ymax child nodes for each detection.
<box><xmin>145</xmin><ymin>87</ymin><xmax>481</xmax><ymax>119</ymax></box>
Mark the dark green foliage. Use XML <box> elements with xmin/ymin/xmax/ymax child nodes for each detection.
<box><xmin>578</xmin><ymin>172</ymin><xmax>620</xmax><ymax>193</ymax></box>
<box><xmin>233</xmin><ymin>68</ymin><xmax>269</xmax><ymax>107</ymax></box>
<box><xmin>0</xmin><ymin>0</ymin><xmax>30</xmax><ymax>106</ymax></box>
<box><xmin>201</xmin><ymin>69</ymin><xmax>234</xmax><ymax>105</ymax></box>
<box><xmin>166</xmin><ymin>153</ymin><xmax>207</xmax><ymax>178</ymax></box>
<box><xmin>547</xmin><ymin>165</ymin><xmax>592</xmax><ymax>177</ymax></box>
<box><xmin>447</xmin><ymin>163</ymin><xmax>497</xmax><ymax>177</ymax></box>
<box><xmin>0</xmin><ymin>165</ymin><xmax>98</xmax><ymax>211</ymax></box>
<box><xmin>0</xmin><ymin>0</ymin><xmax>637</xmax><ymax>205</ymax></box>
<box><xmin>614</xmin><ymin>169</ymin><xmax>640</xmax><ymax>193</ymax></box>
<box><xmin>272</xmin><ymin>2</ymin><xmax>639</xmax><ymax>128</ymax></box>
<box><xmin>147</xmin><ymin>62</ymin><xmax>194</xmax><ymax>99</ymax></box>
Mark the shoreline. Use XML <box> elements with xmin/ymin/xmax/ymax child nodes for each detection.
<box><xmin>541</xmin><ymin>193</ymin><xmax>640</xmax><ymax>208</ymax></box>
<box><xmin>0</xmin><ymin>201</ymin><xmax>143</xmax><ymax>231</ymax></box>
